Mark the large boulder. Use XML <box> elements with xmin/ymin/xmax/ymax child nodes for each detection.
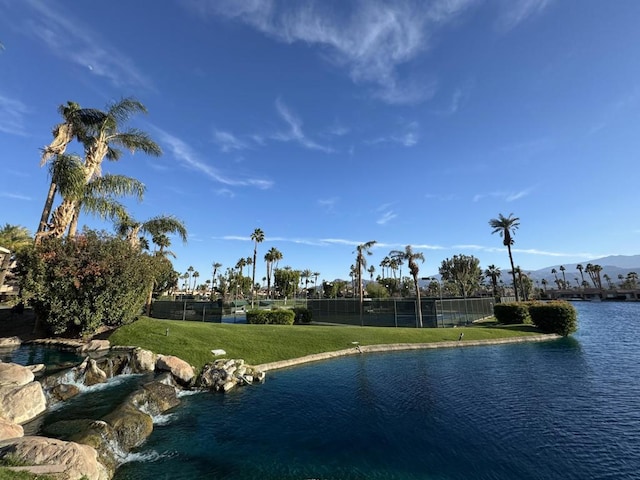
<box><xmin>103</xmin><ymin>402</ymin><xmax>153</xmax><ymax>451</ymax></box>
<box><xmin>77</xmin><ymin>339</ymin><xmax>110</xmax><ymax>354</ymax></box>
<box><xmin>0</xmin><ymin>362</ymin><xmax>35</xmax><ymax>387</ymax></box>
<box><xmin>83</xmin><ymin>358</ymin><xmax>108</xmax><ymax>386</ymax></box>
<box><xmin>0</xmin><ymin>417</ymin><xmax>23</xmax><ymax>441</ymax></box>
<box><xmin>0</xmin><ymin>382</ymin><xmax>47</xmax><ymax>424</ymax></box>
<box><xmin>0</xmin><ymin>336</ymin><xmax>21</xmax><ymax>349</ymax></box>
<box><xmin>130</xmin><ymin>381</ymin><xmax>180</xmax><ymax>416</ymax></box>
<box><xmin>0</xmin><ymin>435</ymin><xmax>110</xmax><ymax>480</ymax></box>
<box><xmin>131</xmin><ymin>347</ymin><xmax>157</xmax><ymax>373</ymax></box>
<box><xmin>156</xmin><ymin>355</ymin><xmax>194</xmax><ymax>385</ymax></box>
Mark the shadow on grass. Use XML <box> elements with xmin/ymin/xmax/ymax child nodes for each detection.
<box><xmin>492</xmin><ymin>324</ymin><xmax>542</xmax><ymax>333</ymax></box>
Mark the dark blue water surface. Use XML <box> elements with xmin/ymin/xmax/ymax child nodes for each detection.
<box><xmin>107</xmin><ymin>302</ymin><xmax>639</xmax><ymax>479</ymax></box>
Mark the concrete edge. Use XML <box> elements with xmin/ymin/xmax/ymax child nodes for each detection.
<box><xmin>254</xmin><ymin>334</ymin><xmax>561</xmax><ymax>372</ymax></box>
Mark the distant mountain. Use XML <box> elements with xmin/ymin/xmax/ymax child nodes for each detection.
<box><xmin>528</xmin><ymin>255</ymin><xmax>640</xmax><ymax>285</ymax></box>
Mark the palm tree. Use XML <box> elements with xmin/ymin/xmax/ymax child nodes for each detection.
<box><xmin>379</xmin><ymin>257</ymin><xmax>391</xmax><ymax>279</ymax></box>
<box><xmin>576</xmin><ymin>264</ymin><xmax>585</xmax><ymax>286</ymax></box>
<box><xmin>551</xmin><ymin>268</ymin><xmax>560</xmax><ymax>289</ymax></box>
<box><xmin>541</xmin><ymin>278</ymin><xmax>548</xmax><ymax>292</ymax></box>
<box><xmin>67</xmin><ymin>173</ymin><xmax>146</xmax><ymax>237</ymax></box>
<box><xmin>301</xmin><ymin>269</ymin><xmax>313</xmax><ymax>297</ymax></box>
<box><xmin>192</xmin><ymin>271</ymin><xmax>200</xmax><ymax>294</ymax></box>
<box><xmin>211</xmin><ymin>262</ymin><xmax>222</xmax><ymax>293</ymax></box>
<box><xmin>186</xmin><ymin>266</ymin><xmax>195</xmax><ymax>294</ymax></box>
<box><xmin>116</xmin><ymin>214</ymin><xmax>187</xmax><ymax>250</ymax></box>
<box><xmin>250</xmin><ymin>228</ymin><xmax>265</xmax><ymax>307</ymax></box>
<box><xmin>38</xmin><ymin>98</ymin><xmax>161</xmax><ymax>242</ymax></box>
<box><xmin>489</xmin><ymin>213</ymin><xmax>520</xmax><ymax>301</ymax></box>
<box><xmin>368</xmin><ymin>265</ymin><xmax>375</xmax><ymax>281</ymax></box>
<box><xmin>354</xmin><ymin>241</ymin><xmax>376</xmax><ymax>320</ymax></box>
<box><xmin>313</xmin><ymin>271</ymin><xmax>320</xmax><ymax>298</ymax></box>
<box><xmin>37</xmin><ymin>102</ymin><xmax>105</xmax><ymax>236</ymax></box>
<box><xmin>264</xmin><ymin>247</ymin><xmax>282</xmax><ymax>299</ymax></box>
<box><xmin>484</xmin><ymin>265</ymin><xmax>501</xmax><ymax>299</ymax></box>
<box><xmin>390</xmin><ymin>245</ymin><xmax>425</xmax><ymax>327</ymax></box>
<box><xmin>0</xmin><ymin>224</ymin><xmax>32</xmax><ymax>288</ymax></box>
<box><xmin>559</xmin><ymin>265</ymin><xmax>567</xmax><ymax>289</ymax></box>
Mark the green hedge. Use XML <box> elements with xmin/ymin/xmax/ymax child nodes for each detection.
<box><xmin>528</xmin><ymin>301</ymin><xmax>577</xmax><ymax>337</ymax></box>
<box><xmin>247</xmin><ymin>308</ymin><xmax>295</xmax><ymax>325</ymax></box>
<box><xmin>493</xmin><ymin>302</ymin><xmax>532</xmax><ymax>325</ymax></box>
<box><xmin>292</xmin><ymin>307</ymin><xmax>312</xmax><ymax>324</ymax></box>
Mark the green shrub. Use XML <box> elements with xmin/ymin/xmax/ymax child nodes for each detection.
<box><xmin>16</xmin><ymin>231</ymin><xmax>157</xmax><ymax>337</ymax></box>
<box><xmin>292</xmin><ymin>307</ymin><xmax>312</xmax><ymax>324</ymax></box>
<box><xmin>493</xmin><ymin>302</ymin><xmax>531</xmax><ymax>325</ymax></box>
<box><xmin>269</xmin><ymin>308</ymin><xmax>295</xmax><ymax>325</ymax></box>
<box><xmin>528</xmin><ymin>301</ymin><xmax>577</xmax><ymax>336</ymax></box>
<box><xmin>247</xmin><ymin>309</ymin><xmax>268</xmax><ymax>324</ymax></box>
<box><xmin>247</xmin><ymin>308</ymin><xmax>295</xmax><ymax>325</ymax></box>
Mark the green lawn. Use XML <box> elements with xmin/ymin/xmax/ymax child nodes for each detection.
<box><xmin>108</xmin><ymin>316</ymin><xmax>544</xmax><ymax>370</ymax></box>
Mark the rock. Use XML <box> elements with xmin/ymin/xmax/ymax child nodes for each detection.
<box><xmin>66</xmin><ymin>420</ymin><xmax>119</xmax><ymax>475</ymax></box>
<box><xmin>132</xmin><ymin>381</ymin><xmax>180</xmax><ymax>415</ymax></box>
<box><xmin>156</xmin><ymin>355</ymin><xmax>194</xmax><ymax>385</ymax></box>
<box><xmin>103</xmin><ymin>403</ymin><xmax>153</xmax><ymax>451</ymax></box>
<box><xmin>0</xmin><ymin>336</ymin><xmax>21</xmax><ymax>348</ymax></box>
<box><xmin>0</xmin><ymin>435</ymin><xmax>110</xmax><ymax>480</ymax></box>
<box><xmin>84</xmin><ymin>359</ymin><xmax>108</xmax><ymax>386</ymax></box>
<box><xmin>50</xmin><ymin>383</ymin><xmax>81</xmax><ymax>402</ymax></box>
<box><xmin>196</xmin><ymin>363</ymin><xmax>227</xmax><ymax>389</ymax></box>
<box><xmin>26</xmin><ymin>364</ymin><xmax>46</xmax><ymax>375</ymax></box>
<box><xmin>0</xmin><ymin>417</ymin><xmax>24</xmax><ymax>441</ymax></box>
<box><xmin>0</xmin><ymin>382</ymin><xmax>47</xmax><ymax>424</ymax></box>
<box><xmin>77</xmin><ymin>339</ymin><xmax>110</xmax><ymax>354</ymax></box>
<box><xmin>0</xmin><ymin>362</ymin><xmax>35</xmax><ymax>387</ymax></box>
<box><xmin>131</xmin><ymin>348</ymin><xmax>156</xmax><ymax>373</ymax></box>
<box><xmin>222</xmin><ymin>380</ymin><xmax>236</xmax><ymax>392</ymax></box>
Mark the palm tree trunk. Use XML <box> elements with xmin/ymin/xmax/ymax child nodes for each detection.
<box><xmin>36</xmin><ymin>181</ymin><xmax>58</xmax><ymax>237</ymax></box>
<box><xmin>67</xmin><ymin>201</ymin><xmax>81</xmax><ymax>238</ymax></box>
<box><xmin>413</xmin><ymin>275</ymin><xmax>423</xmax><ymax>328</ymax></box>
<box><xmin>507</xmin><ymin>244</ymin><xmax>519</xmax><ymax>301</ymax></box>
<box><xmin>0</xmin><ymin>250</ymin><xmax>11</xmax><ymax>289</ymax></box>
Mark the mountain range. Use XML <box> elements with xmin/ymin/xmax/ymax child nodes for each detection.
<box><xmin>525</xmin><ymin>255</ymin><xmax>640</xmax><ymax>285</ymax></box>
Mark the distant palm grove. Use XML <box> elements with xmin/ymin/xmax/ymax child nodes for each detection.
<box><xmin>1</xmin><ymin>99</ymin><xmax>636</xmax><ymax>336</ymax></box>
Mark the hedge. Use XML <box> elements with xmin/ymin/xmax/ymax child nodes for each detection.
<box><xmin>493</xmin><ymin>302</ymin><xmax>532</xmax><ymax>325</ymax></box>
<box><xmin>247</xmin><ymin>308</ymin><xmax>295</xmax><ymax>325</ymax></box>
<box><xmin>528</xmin><ymin>301</ymin><xmax>577</xmax><ymax>337</ymax></box>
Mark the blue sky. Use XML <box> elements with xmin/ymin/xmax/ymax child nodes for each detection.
<box><xmin>1</xmin><ymin>0</ymin><xmax>639</xmax><ymax>284</ymax></box>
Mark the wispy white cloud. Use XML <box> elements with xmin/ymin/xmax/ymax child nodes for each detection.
<box><xmin>0</xmin><ymin>95</ymin><xmax>29</xmax><ymax>136</ymax></box>
<box><xmin>589</xmin><ymin>86</ymin><xmax>640</xmax><ymax>135</ymax></box>
<box><xmin>188</xmin><ymin>0</ymin><xmax>477</xmax><ymax>105</ymax></box>
<box><xmin>18</xmin><ymin>0</ymin><xmax>151</xmax><ymax>88</ymax></box>
<box><xmin>495</xmin><ymin>0</ymin><xmax>554</xmax><ymax>31</ymax></box>
<box><xmin>454</xmin><ymin>244</ymin><xmax>595</xmax><ymax>258</ymax></box>
<box><xmin>318</xmin><ymin>197</ymin><xmax>339</xmax><ymax>213</ymax></box>
<box><xmin>473</xmin><ymin>187</ymin><xmax>534</xmax><ymax>202</ymax></box>
<box><xmin>367</xmin><ymin>121</ymin><xmax>419</xmax><ymax>147</ymax></box>
<box><xmin>376</xmin><ymin>210</ymin><xmax>397</xmax><ymax>225</ymax></box>
<box><xmin>273</xmin><ymin>99</ymin><xmax>333</xmax><ymax>153</ymax></box>
<box><xmin>0</xmin><ymin>192</ymin><xmax>32</xmax><ymax>201</ymax></box>
<box><xmin>213</xmin><ymin>130</ymin><xmax>250</xmax><ymax>153</ymax></box>
<box><xmin>153</xmin><ymin>126</ymin><xmax>273</xmax><ymax>189</ymax></box>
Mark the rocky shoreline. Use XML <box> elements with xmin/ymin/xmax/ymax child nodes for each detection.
<box><xmin>0</xmin><ymin>336</ymin><xmax>265</xmax><ymax>479</ymax></box>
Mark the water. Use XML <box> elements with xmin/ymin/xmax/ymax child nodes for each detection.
<box><xmin>0</xmin><ymin>343</ymin><xmax>82</xmax><ymax>367</ymax></box>
<box><xmin>29</xmin><ymin>303</ymin><xmax>640</xmax><ymax>478</ymax></box>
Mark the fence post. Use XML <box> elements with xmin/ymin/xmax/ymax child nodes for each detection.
<box><xmin>203</xmin><ymin>305</ymin><xmax>206</xmax><ymax>322</ymax></box>
<box><xmin>182</xmin><ymin>301</ymin><xmax>186</xmax><ymax>321</ymax></box>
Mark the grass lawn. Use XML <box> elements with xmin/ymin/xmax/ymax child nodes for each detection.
<box><xmin>108</xmin><ymin>316</ymin><xmax>544</xmax><ymax>370</ymax></box>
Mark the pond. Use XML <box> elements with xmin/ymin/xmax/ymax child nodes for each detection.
<box><xmin>107</xmin><ymin>301</ymin><xmax>640</xmax><ymax>479</ymax></box>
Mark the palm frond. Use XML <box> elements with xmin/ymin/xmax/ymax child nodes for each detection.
<box><xmin>110</xmin><ymin>129</ymin><xmax>162</xmax><ymax>156</ymax></box>
<box><xmin>107</xmin><ymin>97</ymin><xmax>147</xmax><ymax>123</ymax></box>
<box><xmin>85</xmin><ymin>174</ymin><xmax>145</xmax><ymax>201</ymax></box>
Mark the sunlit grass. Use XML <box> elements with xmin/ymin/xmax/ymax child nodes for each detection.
<box><xmin>109</xmin><ymin>316</ymin><xmax>544</xmax><ymax>369</ymax></box>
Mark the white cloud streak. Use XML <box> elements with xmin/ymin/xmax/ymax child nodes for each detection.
<box><xmin>473</xmin><ymin>187</ymin><xmax>534</xmax><ymax>202</ymax></box>
<box><xmin>188</xmin><ymin>0</ymin><xmax>478</xmax><ymax>105</ymax></box>
<box><xmin>496</xmin><ymin>0</ymin><xmax>554</xmax><ymax>31</ymax></box>
<box><xmin>0</xmin><ymin>95</ymin><xmax>29</xmax><ymax>136</ymax></box>
<box><xmin>273</xmin><ymin>99</ymin><xmax>333</xmax><ymax>152</ymax></box>
<box><xmin>153</xmin><ymin>127</ymin><xmax>273</xmax><ymax>189</ymax></box>
<box><xmin>18</xmin><ymin>0</ymin><xmax>151</xmax><ymax>88</ymax></box>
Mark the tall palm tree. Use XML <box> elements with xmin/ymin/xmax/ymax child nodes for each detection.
<box><xmin>250</xmin><ymin>228</ymin><xmax>265</xmax><ymax>307</ymax></box>
<box><xmin>489</xmin><ymin>213</ymin><xmax>520</xmax><ymax>301</ymax></box>
<box><xmin>354</xmin><ymin>241</ymin><xmax>376</xmax><ymax>319</ymax></box>
<box><xmin>186</xmin><ymin>266</ymin><xmax>195</xmax><ymax>294</ymax></box>
<box><xmin>116</xmin><ymin>214</ymin><xmax>187</xmax><ymax>250</ymax></box>
<box><xmin>37</xmin><ymin>102</ymin><xmax>105</xmax><ymax>236</ymax></box>
<box><xmin>484</xmin><ymin>264</ymin><xmax>501</xmax><ymax>299</ymax></box>
<box><xmin>38</xmin><ymin>98</ymin><xmax>161</xmax><ymax>242</ymax></box>
<box><xmin>0</xmin><ymin>224</ymin><xmax>32</xmax><ymax>288</ymax></box>
<box><xmin>551</xmin><ymin>268</ymin><xmax>560</xmax><ymax>289</ymax></box>
<box><xmin>559</xmin><ymin>265</ymin><xmax>567</xmax><ymax>288</ymax></box>
<box><xmin>67</xmin><ymin>173</ymin><xmax>145</xmax><ymax>237</ymax></box>
<box><xmin>301</xmin><ymin>269</ymin><xmax>313</xmax><ymax>296</ymax></box>
<box><xmin>390</xmin><ymin>245</ymin><xmax>425</xmax><ymax>327</ymax></box>
<box><xmin>192</xmin><ymin>271</ymin><xmax>200</xmax><ymax>294</ymax></box>
<box><xmin>264</xmin><ymin>247</ymin><xmax>282</xmax><ymax>299</ymax></box>
<box><xmin>368</xmin><ymin>265</ymin><xmax>375</xmax><ymax>281</ymax></box>
<box><xmin>211</xmin><ymin>262</ymin><xmax>222</xmax><ymax>293</ymax></box>
<box><xmin>379</xmin><ymin>256</ymin><xmax>391</xmax><ymax>279</ymax></box>
<box><xmin>313</xmin><ymin>271</ymin><xmax>320</xmax><ymax>298</ymax></box>
<box><xmin>576</xmin><ymin>264</ymin><xmax>585</xmax><ymax>286</ymax></box>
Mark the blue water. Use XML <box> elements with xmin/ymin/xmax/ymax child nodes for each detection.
<box><xmin>110</xmin><ymin>303</ymin><xmax>639</xmax><ymax>478</ymax></box>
